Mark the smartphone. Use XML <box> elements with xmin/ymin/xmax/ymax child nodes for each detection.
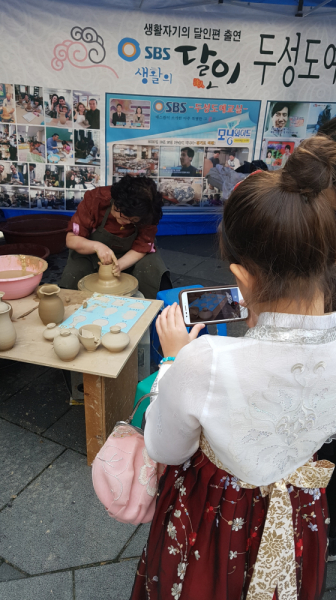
<box><xmin>179</xmin><ymin>286</ymin><xmax>248</xmax><ymax>326</ymax></box>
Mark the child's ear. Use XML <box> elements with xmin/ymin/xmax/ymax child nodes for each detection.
<box><xmin>230</xmin><ymin>264</ymin><xmax>253</xmax><ymax>290</ymax></box>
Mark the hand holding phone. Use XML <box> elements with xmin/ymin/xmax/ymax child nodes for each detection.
<box><xmin>179</xmin><ymin>286</ymin><xmax>248</xmax><ymax>326</ymax></box>
<box><xmin>156</xmin><ymin>303</ymin><xmax>205</xmax><ymax>358</ymax></box>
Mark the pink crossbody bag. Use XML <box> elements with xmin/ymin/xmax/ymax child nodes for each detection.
<box><xmin>92</xmin><ymin>392</ymin><xmax>166</xmax><ymax>525</ymax></box>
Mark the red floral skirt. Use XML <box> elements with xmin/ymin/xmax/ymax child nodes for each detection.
<box><xmin>130</xmin><ymin>449</ymin><xmax>329</xmax><ymax>600</ymax></box>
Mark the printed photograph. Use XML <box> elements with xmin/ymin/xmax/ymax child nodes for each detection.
<box><xmin>44</xmin><ymin>165</ymin><xmax>65</xmax><ymax>188</ymax></box>
<box><xmin>0</xmin><ymin>185</ymin><xmax>29</xmax><ymax>208</ymax></box>
<box><xmin>44</xmin><ymin>88</ymin><xmax>72</xmax><ymax>128</ymax></box>
<box><xmin>15</xmin><ymin>85</ymin><xmax>43</xmax><ymax>126</ymax></box>
<box><xmin>307</xmin><ymin>102</ymin><xmax>336</xmax><ymax>136</ymax></box>
<box><xmin>109</xmin><ymin>99</ymin><xmax>151</xmax><ymax>129</ymax></box>
<box><xmin>113</xmin><ymin>144</ymin><xmax>158</xmax><ymax>177</ymax></box>
<box><xmin>66</xmin><ymin>166</ymin><xmax>99</xmax><ymax>189</ymax></box>
<box><xmin>159</xmin><ymin>146</ymin><xmax>203</xmax><ymax>178</ymax></box>
<box><xmin>46</xmin><ymin>128</ymin><xmax>74</xmax><ymax>165</ymax></box>
<box><xmin>74</xmin><ymin>130</ymin><xmax>100</xmax><ymax>165</ymax></box>
<box><xmin>201</xmin><ymin>180</ymin><xmax>223</xmax><ymax>207</ymax></box>
<box><xmin>30</xmin><ymin>189</ymin><xmax>65</xmax><ymax>210</ymax></box>
<box><xmin>18</xmin><ymin>125</ymin><xmax>46</xmax><ymax>163</ymax></box>
<box><xmin>263</xmin><ymin>101</ymin><xmax>311</xmax><ymax>139</ymax></box>
<box><xmin>28</xmin><ymin>163</ymin><xmax>46</xmax><ymax>187</ymax></box>
<box><xmin>261</xmin><ymin>140</ymin><xmax>296</xmax><ymax>169</ymax></box>
<box><xmin>158</xmin><ymin>178</ymin><xmax>202</xmax><ymax>207</ymax></box>
<box><xmin>0</xmin><ymin>162</ymin><xmax>28</xmax><ymax>185</ymax></box>
<box><xmin>0</xmin><ymin>84</ymin><xmax>15</xmax><ymax>123</ymax></box>
<box><xmin>73</xmin><ymin>91</ymin><xmax>100</xmax><ymax>130</ymax></box>
<box><xmin>203</xmin><ymin>146</ymin><xmax>250</xmax><ymax>176</ymax></box>
<box><xmin>0</xmin><ymin>124</ymin><xmax>17</xmax><ymax>161</ymax></box>
<box><xmin>65</xmin><ymin>189</ymin><xmax>85</xmax><ymax>211</ymax></box>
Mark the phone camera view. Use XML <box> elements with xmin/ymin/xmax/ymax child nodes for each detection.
<box><xmin>187</xmin><ymin>289</ymin><xmax>241</xmax><ymax>322</ymax></box>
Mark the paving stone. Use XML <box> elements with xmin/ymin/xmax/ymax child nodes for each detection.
<box><xmin>0</xmin><ymin>361</ymin><xmax>48</xmax><ymax>404</ymax></box>
<box><xmin>326</xmin><ymin>562</ymin><xmax>336</xmax><ymax>590</ymax></box>
<box><xmin>323</xmin><ymin>590</ymin><xmax>336</xmax><ymax>599</ymax></box>
<box><xmin>75</xmin><ymin>559</ymin><xmax>138</xmax><ymax>600</ymax></box>
<box><xmin>171</xmin><ymin>273</ymin><xmax>225</xmax><ymax>289</ymax></box>
<box><xmin>226</xmin><ymin>320</ymin><xmax>248</xmax><ymax>338</ymax></box>
<box><xmin>43</xmin><ymin>406</ymin><xmax>86</xmax><ymax>455</ymax></box>
<box><xmin>121</xmin><ymin>523</ymin><xmax>150</xmax><ymax>558</ymax></box>
<box><xmin>0</xmin><ymin>450</ymin><xmax>136</xmax><ymax>574</ymax></box>
<box><xmin>0</xmin><ymin>571</ymin><xmax>73</xmax><ymax>600</ymax></box>
<box><xmin>159</xmin><ymin>249</ymin><xmax>206</xmax><ymax>276</ymax></box>
<box><xmin>157</xmin><ymin>234</ymin><xmax>218</xmax><ymax>257</ymax></box>
<box><xmin>186</xmin><ymin>257</ymin><xmax>235</xmax><ymax>284</ymax></box>
<box><xmin>0</xmin><ymin>368</ymin><xmax>70</xmax><ymax>434</ymax></box>
<box><xmin>0</xmin><ymin>419</ymin><xmax>64</xmax><ymax>509</ymax></box>
<box><xmin>0</xmin><ymin>562</ymin><xmax>26</xmax><ymax>582</ymax></box>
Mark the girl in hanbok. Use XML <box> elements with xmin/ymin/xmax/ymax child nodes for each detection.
<box><xmin>131</xmin><ymin>136</ymin><xmax>336</xmax><ymax>600</ymax></box>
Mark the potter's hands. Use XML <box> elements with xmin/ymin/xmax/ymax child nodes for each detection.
<box><xmin>156</xmin><ymin>303</ymin><xmax>205</xmax><ymax>358</ymax></box>
<box><xmin>94</xmin><ymin>242</ymin><xmax>118</xmax><ymax>267</ymax></box>
<box><xmin>111</xmin><ymin>262</ymin><xmax>121</xmax><ymax>278</ymax></box>
<box><xmin>240</xmin><ymin>300</ymin><xmax>258</xmax><ymax>328</ymax></box>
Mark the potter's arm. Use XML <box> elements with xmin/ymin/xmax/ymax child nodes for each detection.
<box><xmin>117</xmin><ymin>250</ymin><xmax>146</xmax><ymax>272</ymax></box>
<box><xmin>66</xmin><ymin>233</ymin><xmax>118</xmax><ymax>266</ymax></box>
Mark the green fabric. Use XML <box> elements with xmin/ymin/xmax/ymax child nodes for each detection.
<box><xmin>131</xmin><ymin>371</ymin><xmax>158</xmax><ymax>428</ymax></box>
<box><xmin>26</xmin><ymin>151</ymin><xmax>45</xmax><ymax>163</ymax></box>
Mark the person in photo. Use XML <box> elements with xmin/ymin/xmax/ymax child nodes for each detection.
<box><xmin>172</xmin><ymin>147</ymin><xmax>198</xmax><ymax>177</ymax></box>
<box><xmin>210</xmin><ymin>150</ymin><xmax>220</xmax><ymax>167</ymax></box>
<box><xmin>29</xmin><ymin>164</ymin><xmax>36</xmax><ymax>185</ymax></box>
<box><xmin>226</xmin><ymin>153</ymin><xmax>240</xmax><ymax>170</ymax></box>
<box><xmin>265</xmin><ymin>102</ymin><xmax>291</xmax><ymax>137</ymax></box>
<box><xmin>47</xmin><ymin>93</ymin><xmax>59</xmax><ymax>118</ymax></box>
<box><xmin>74</xmin><ymin>103</ymin><xmax>87</xmax><ymax>126</ymax></box>
<box><xmin>281</xmin><ymin>144</ymin><xmax>291</xmax><ymax>167</ymax></box>
<box><xmin>112</xmin><ymin>103</ymin><xmax>126</xmax><ymax>126</ymax></box>
<box><xmin>85</xmin><ymin>98</ymin><xmax>100</xmax><ymax>129</ymax></box>
<box><xmin>47</xmin><ymin>133</ymin><xmax>60</xmax><ymax>154</ymax></box>
<box><xmin>1</xmin><ymin>90</ymin><xmax>15</xmax><ymax>121</ymax></box>
<box><xmin>10</xmin><ymin>164</ymin><xmax>24</xmax><ymax>184</ymax></box>
<box><xmin>33</xmin><ymin>141</ymin><xmax>45</xmax><ymax>158</ymax></box>
<box><xmin>133</xmin><ymin>106</ymin><xmax>144</xmax><ymax>127</ymax></box>
<box><xmin>57</xmin><ymin>96</ymin><xmax>71</xmax><ymax>119</ymax></box>
<box><xmin>265</xmin><ymin>150</ymin><xmax>274</xmax><ymax>166</ymax></box>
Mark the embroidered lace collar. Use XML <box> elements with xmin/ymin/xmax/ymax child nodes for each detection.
<box><xmin>246</xmin><ymin>312</ymin><xmax>336</xmax><ymax>344</ymax></box>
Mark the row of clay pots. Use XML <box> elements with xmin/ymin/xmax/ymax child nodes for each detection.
<box><xmin>43</xmin><ymin>322</ymin><xmax>130</xmax><ymax>361</ymax></box>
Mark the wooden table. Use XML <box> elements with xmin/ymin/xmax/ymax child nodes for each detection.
<box><xmin>16</xmin><ymin>105</ymin><xmax>44</xmax><ymax>125</ymax></box>
<box><xmin>1</xmin><ymin>289</ymin><xmax>162</xmax><ymax>464</ymax></box>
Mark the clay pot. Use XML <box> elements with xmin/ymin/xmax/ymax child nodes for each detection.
<box><xmin>0</xmin><ymin>301</ymin><xmax>16</xmax><ymax>351</ymax></box>
<box><xmin>199</xmin><ymin>309</ymin><xmax>213</xmax><ymax>321</ymax></box>
<box><xmin>0</xmin><ymin>291</ymin><xmax>13</xmax><ymax>319</ymax></box>
<box><xmin>38</xmin><ymin>284</ymin><xmax>64</xmax><ymax>325</ymax></box>
<box><xmin>53</xmin><ymin>330</ymin><xmax>80</xmax><ymax>361</ymax></box>
<box><xmin>43</xmin><ymin>323</ymin><xmax>61</xmax><ymax>341</ymax></box>
<box><xmin>189</xmin><ymin>306</ymin><xmax>199</xmax><ymax>319</ymax></box>
<box><xmin>59</xmin><ymin>112</ymin><xmax>67</xmax><ymax>125</ymax></box>
<box><xmin>79</xmin><ymin>324</ymin><xmax>101</xmax><ymax>352</ymax></box>
<box><xmin>102</xmin><ymin>326</ymin><xmax>130</xmax><ymax>353</ymax></box>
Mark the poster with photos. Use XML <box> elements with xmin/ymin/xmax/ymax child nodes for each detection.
<box><xmin>0</xmin><ymin>84</ymin><xmax>101</xmax><ymax>211</ymax></box>
<box><xmin>260</xmin><ymin>100</ymin><xmax>336</xmax><ymax>169</ymax></box>
<box><xmin>106</xmin><ymin>93</ymin><xmax>261</xmax><ymax>211</ymax></box>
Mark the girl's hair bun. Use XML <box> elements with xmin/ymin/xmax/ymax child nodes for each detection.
<box><xmin>281</xmin><ymin>135</ymin><xmax>336</xmax><ymax>199</ymax></box>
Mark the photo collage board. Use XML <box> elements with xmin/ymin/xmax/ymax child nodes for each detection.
<box><xmin>105</xmin><ymin>94</ymin><xmax>261</xmax><ymax>211</ymax></box>
<box><xmin>260</xmin><ymin>101</ymin><xmax>336</xmax><ymax>168</ymax></box>
<box><xmin>0</xmin><ymin>83</ymin><xmax>101</xmax><ymax>211</ymax></box>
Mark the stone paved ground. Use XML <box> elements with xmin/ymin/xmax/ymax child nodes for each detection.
<box><xmin>0</xmin><ymin>234</ymin><xmax>335</xmax><ymax>599</ymax></box>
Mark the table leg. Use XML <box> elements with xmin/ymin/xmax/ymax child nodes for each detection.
<box><xmin>83</xmin><ymin>350</ymin><xmax>138</xmax><ymax>465</ymax></box>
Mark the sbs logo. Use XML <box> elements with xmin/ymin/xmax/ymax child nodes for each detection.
<box><xmin>153</xmin><ymin>101</ymin><xmax>165</xmax><ymax>113</ymax></box>
<box><xmin>118</xmin><ymin>38</ymin><xmax>141</xmax><ymax>62</ymax></box>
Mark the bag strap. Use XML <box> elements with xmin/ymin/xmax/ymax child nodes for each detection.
<box><xmin>119</xmin><ymin>392</ymin><xmax>158</xmax><ymax>426</ymax></box>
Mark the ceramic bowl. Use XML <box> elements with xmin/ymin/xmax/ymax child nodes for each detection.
<box><xmin>0</xmin><ymin>254</ymin><xmax>48</xmax><ymax>300</ymax></box>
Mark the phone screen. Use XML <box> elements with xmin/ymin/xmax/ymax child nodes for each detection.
<box><xmin>183</xmin><ymin>287</ymin><xmax>244</xmax><ymax>324</ymax></box>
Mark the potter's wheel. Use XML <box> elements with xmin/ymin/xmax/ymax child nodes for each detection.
<box><xmin>78</xmin><ymin>264</ymin><xmax>138</xmax><ymax>296</ymax></box>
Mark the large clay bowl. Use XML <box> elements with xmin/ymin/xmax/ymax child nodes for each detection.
<box><xmin>0</xmin><ymin>243</ymin><xmax>50</xmax><ymax>261</ymax></box>
<box><xmin>0</xmin><ymin>215</ymin><xmax>70</xmax><ymax>255</ymax></box>
<box><xmin>0</xmin><ymin>254</ymin><xmax>48</xmax><ymax>299</ymax></box>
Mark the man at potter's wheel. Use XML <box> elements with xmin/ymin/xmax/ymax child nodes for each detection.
<box><xmin>59</xmin><ymin>175</ymin><xmax>171</xmax><ymax>298</ymax></box>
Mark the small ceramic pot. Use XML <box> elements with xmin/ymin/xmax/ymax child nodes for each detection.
<box><xmin>0</xmin><ymin>291</ymin><xmax>13</xmax><ymax>320</ymax></box>
<box><xmin>102</xmin><ymin>326</ymin><xmax>130</xmax><ymax>353</ymax></box>
<box><xmin>189</xmin><ymin>306</ymin><xmax>199</xmax><ymax>319</ymax></box>
<box><xmin>43</xmin><ymin>323</ymin><xmax>61</xmax><ymax>341</ymax></box>
<box><xmin>199</xmin><ymin>309</ymin><xmax>213</xmax><ymax>321</ymax></box>
<box><xmin>0</xmin><ymin>301</ymin><xmax>16</xmax><ymax>351</ymax></box>
<box><xmin>39</xmin><ymin>284</ymin><xmax>64</xmax><ymax>325</ymax></box>
<box><xmin>53</xmin><ymin>330</ymin><xmax>80</xmax><ymax>361</ymax></box>
<box><xmin>79</xmin><ymin>325</ymin><xmax>101</xmax><ymax>352</ymax></box>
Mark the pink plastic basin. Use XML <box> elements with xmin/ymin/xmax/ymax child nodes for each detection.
<box><xmin>0</xmin><ymin>254</ymin><xmax>48</xmax><ymax>300</ymax></box>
